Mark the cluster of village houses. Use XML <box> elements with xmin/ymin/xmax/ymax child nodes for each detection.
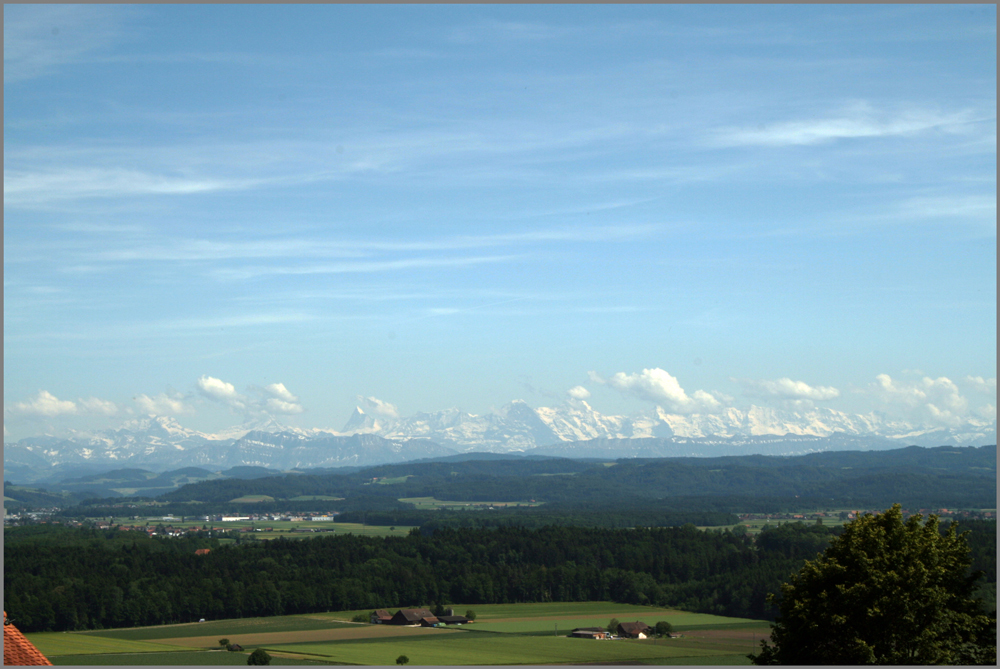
<box><xmin>569</xmin><ymin>621</ymin><xmax>675</xmax><ymax>640</ymax></box>
<box><xmin>367</xmin><ymin>610</ymin><xmax>669</xmax><ymax>640</ymax></box>
<box><xmin>368</xmin><ymin>609</ymin><xmax>472</xmax><ymax>626</ymax></box>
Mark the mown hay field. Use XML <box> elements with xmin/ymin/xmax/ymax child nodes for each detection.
<box><xmin>24</xmin><ymin>633</ymin><xmax>197</xmax><ymax>657</ymax></box>
<box><xmin>81</xmin><ymin>615</ymin><xmax>356</xmax><ymax>641</ymax></box>
<box><xmin>154</xmin><ymin>622</ymin><xmax>457</xmax><ymax>648</ymax></box>
<box><xmin>49</xmin><ymin>650</ymin><xmax>327</xmax><ymax>665</ymax></box>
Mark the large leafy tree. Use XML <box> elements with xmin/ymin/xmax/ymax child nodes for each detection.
<box><xmin>751</xmin><ymin>504</ymin><xmax>996</xmax><ymax>665</ymax></box>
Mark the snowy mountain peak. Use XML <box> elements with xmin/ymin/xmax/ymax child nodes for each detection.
<box><xmin>342</xmin><ymin>406</ymin><xmax>381</xmax><ymax>433</ymax></box>
<box><xmin>118</xmin><ymin>414</ymin><xmax>203</xmax><ymax>440</ymax></box>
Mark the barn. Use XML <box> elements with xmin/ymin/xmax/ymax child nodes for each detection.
<box><xmin>370</xmin><ymin>609</ymin><xmax>393</xmax><ymax>624</ymax></box>
<box><xmin>617</xmin><ymin>621</ymin><xmax>652</xmax><ymax>639</ymax></box>
<box><xmin>389</xmin><ymin>609</ymin><xmax>439</xmax><ymax>626</ymax></box>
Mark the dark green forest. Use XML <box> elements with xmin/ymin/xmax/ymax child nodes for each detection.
<box><xmin>5</xmin><ymin>519</ymin><xmax>995</xmax><ymax>634</ymax></box>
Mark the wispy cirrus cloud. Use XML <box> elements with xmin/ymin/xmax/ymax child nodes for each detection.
<box><xmin>3</xmin><ymin>4</ymin><xmax>141</xmax><ymax>82</ymax></box>
<box><xmin>3</xmin><ymin>168</ymin><xmax>267</xmax><ymax>207</ymax></box>
<box><xmin>890</xmin><ymin>195</ymin><xmax>997</xmax><ymax>226</ymax></box>
<box><xmin>448</xmin><ymin>19</ymin><xmax>579</xmax><ymax>45</ymax></box>
<box><xmin>711</xmin><ymin>104</ymin><xmax>985</xmax><ymax>147</ymax></box>
<box><xmin>6</xmin><ymin>224</ymin><xmax>655</xmax><ymax>273</ymax></box>
<box><xmin>209</xmin><ymin>255</ymin><xmax>523</xmax><ymax>280</ymax></box>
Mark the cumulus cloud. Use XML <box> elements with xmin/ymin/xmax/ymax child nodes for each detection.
<box><xmin>567</xmin><ymin>386</ymin><xmax>591</xmax><ymax>400</ymax></box>
<box><xmin>196</xmin><ymin>375</ymin><xmax>248</xmax><ymax>412</ymax></box>
<box><xmin>868</xmin><ymin>374</ymin><xmax>970</xmax><ymax>427</ymax></box>
<box><xmin>589</xmin><ymin>368</ymin><xmax>722</xmax><ymax>414</ymax></box>
<box><xmin>133</xmin><ymin>392</ymin><xmax>191</xmax><ymax>415</ymax></box>
<box><xmin>198</xmin><ymin>376</ymin><xmax>306</xmax><ymax>416</ymax></box>
<box><xmin>78</xmin><ymin>397</ymin><xmax>119</xmax><ymax>415</ymax></box>
<box><xmin>11</xmin><ymin>390</ymin><xmax>78</xmax><ymax>416</ymax></box>
<box><xmin>965</xmin><ymin>376</ymin><xmax>997</xmax><ymax>394</ymax></box>
<box><xmin>264</xmin><ymin>398</ymin><xmax>304</xmax><ymax>415</ymax></box>
<box><xmin>264</xmin><ymin>382</ymin><xmax>296</xmax><ymax>402</ymax></box>
<box><xmin>975</xmin><ymin>404</ymin><xmax>997</xmax><ymax>421</ymax></box>
<box><xmin>357</xmin><ymin>396</ymin><xmax>400</xmax><ymax>418</ymax></box>
<box><xmin>741</xmin><ymin>377</ymin><xmax>840</xmax><ymax>401</ymax></box>
<box><xmin>261</xmin><ymin>382</ymin><xmax>304</xmax><ymax>415</ymax></box>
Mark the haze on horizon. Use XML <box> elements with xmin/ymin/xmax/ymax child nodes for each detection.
<box><xmin>3</xmin><ymin>4</ymin><xmax>996</xmax><ymax>443</ymax></box>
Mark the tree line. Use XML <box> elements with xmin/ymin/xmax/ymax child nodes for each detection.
<box><xmin>5</xmin><ymin>519</ymin><xmax>994</xmax><ymax>634</ymax></box>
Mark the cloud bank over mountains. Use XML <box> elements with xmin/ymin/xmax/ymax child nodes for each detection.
<box><xmin>5</xmin><ymin>368</ymin><xmax>995</xmax><ymax>448</ymax></box>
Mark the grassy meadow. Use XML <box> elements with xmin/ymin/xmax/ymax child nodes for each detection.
<box><xmin>31</xmin><ymin>602</ymin><xmax>769</xmax><ymax>665</ymax></box>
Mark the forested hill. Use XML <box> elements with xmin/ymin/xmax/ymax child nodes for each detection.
<box><xmin>162</xmin><ymin>444</ymin><xmax>993</xmax><ymax>504</ymax></box>
<box><xmin>56</xmin><ymin>445</ymin><xmax>996</xmax><ymax>521</ymax></box>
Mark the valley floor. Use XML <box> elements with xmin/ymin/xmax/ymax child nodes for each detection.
<box><xmin>27</xmin><ymin>603</ymin><xmax>769</xmax><ymax>665</ymax></box>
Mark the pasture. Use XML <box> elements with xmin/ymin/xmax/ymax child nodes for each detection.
<box><xmin>25</xmin><ymin>633</ymin><xmax>198</xmax><ymax>657</ymax></box>
<box><xmin>31</xmin><ymin>602</ymin><xmax>769</xmax><ymax>665</ymax></box>
<box><xmin>48</xmin><ymin>650</ymin><xmax>327</xmax><ymax>665</ymax></box>
<box><xmin>81</xmin><ymin>615</ymin><xmax>356</xmax><ymax>641</ymax></box>
<box><xmin>267</xmin><ymin>631</ymin><xmax>729</xmax><ymax>665</ymax></box>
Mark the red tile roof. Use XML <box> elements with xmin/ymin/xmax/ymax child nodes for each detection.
<box><xmin>4</xmin><ymin>612</ymin><xmax>52</xmax><ymax>666</ymax></box>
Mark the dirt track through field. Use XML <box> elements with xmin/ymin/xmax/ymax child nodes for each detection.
<box><xmin>156</xmin><ymin>624</ymin><xmax>457</xmax><ymax>648</ymax></box>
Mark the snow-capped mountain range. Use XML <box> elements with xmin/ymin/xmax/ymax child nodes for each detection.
<box><xmin>342</xmin><ymin>399</ymin><xmax>996</xmax><ymax>451</ymax></box>
<box><xmin>4</xmin><ymin>401</ymin><xmax>995</xmax><ymax>479</ymax></box>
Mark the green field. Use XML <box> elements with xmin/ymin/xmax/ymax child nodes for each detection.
<box><xmin>228</xmin><ymin>495</ymin><xmax>276</xmax><ymax>503</ymax></box>
<box><xmin>25</xmin><ymin>633</ymin><xmax>197</xmax><ymax>656</ymax></box>
<box><xmin>468</xmin><ymin>601</ymin><xmax>717</xmax><ymax>621</ymax></box>
<box><xmin>471</xmin><ymin>615</ymin><xmax>761</xmax><ymax>635</ymax></box>
<box><xmin>31</xmin><ymin>602</ymin><xmax>768</xmax><ymax>665</ymax></box>
<box><xmin>198</xmin><ymin>519</ymin><xmax>413</xmax><ymax>540</ymax></box>
<box><xmin>251</xmin><ymin>523</ymin><xmax>414</xmax><ymax>540</ymax></box>
<box><xmin>373</xmin><ymin>475</ymin><xmax>412</xmax><ymax>485</ymax></box>
<box><xmin>82</xmin><ymin>616</ymin><xmax>356</xmax><ymax>641</ymax></box>
<box><xmin>269</xmin><ymin>633</ymin><xmax>721</xmax><ymax>665</ymax></box>
<box><xmin>49</xmin><ymin>651</ymin><xmax>328</xmax><ymax>665</ymax></box>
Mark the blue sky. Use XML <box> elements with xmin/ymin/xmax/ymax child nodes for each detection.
<box><xmin>4</xmin><ymin>4</ymin><xmax>996</xmax><ymax>439</ymax></box>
